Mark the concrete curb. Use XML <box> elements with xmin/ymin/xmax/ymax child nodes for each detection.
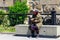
<box><xmin>0</xmin><ymin>32</ymin><xmax>15</xmax><ymax>34</ymax></box>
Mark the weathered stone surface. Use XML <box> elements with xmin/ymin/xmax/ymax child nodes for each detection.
<box><xmin>15</xmin><ymin>24</ymin><xmax>60</xmax><ymax>37</ymax></box>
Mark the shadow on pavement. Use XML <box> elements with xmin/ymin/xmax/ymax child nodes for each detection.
<box><xmin>14</xmin><ymin>34</ymin><xmax>60</xmax><ymax>38</ymax></box>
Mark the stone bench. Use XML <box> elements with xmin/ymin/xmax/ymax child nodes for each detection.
<box><xmin>15</xmin><ymin>24</ymin><xmax>60</xmax><ymax>38</ymax></box>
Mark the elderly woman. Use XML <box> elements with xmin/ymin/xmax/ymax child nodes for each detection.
<box><xmin>31</xmin><ymin>10</ymin><xmax>43</xmax><ymax>37</ymax></box>
<box><xmin>28</xmin><ymin>0</ymin><xmax>43</xmax><ymax>37</ymax></box>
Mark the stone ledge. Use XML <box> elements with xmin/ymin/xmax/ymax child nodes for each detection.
<box><xmin>15</xmin><ymin>24</ymin><xmax>60</xmax><ymax>38</ymax></box>
<box><xmin>0</xmin><ymin>32</ymin><xmax>15</xmax><ymax>34</ymax></box>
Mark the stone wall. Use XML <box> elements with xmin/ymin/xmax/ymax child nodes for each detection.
<box><xmin>0</xmin><ymin>0</ymin><xmax>13</xmax><ymax>7</ymax></box>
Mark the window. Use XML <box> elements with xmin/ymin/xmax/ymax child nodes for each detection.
<box><xmin>3</xmin><ymin>0</ymin><xmax>5</xmax><ymax>1</ymax></box>
<box><xmin>19</xmin><ymin>0</ymin><xmax>21</xmax><ymax>2</ymax></box>
<box><xmin>3</xmin><ymin>0</ymin><xmax>5</xmax><ymax>4</ymax></box>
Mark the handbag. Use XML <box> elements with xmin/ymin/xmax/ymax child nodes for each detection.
<box><xmin>31</xmin><ymin>24</ymin><xmax>38</xmax><ymax>30</ymax></box>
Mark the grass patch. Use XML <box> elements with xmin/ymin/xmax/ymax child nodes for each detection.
<box><xmin>0</xmin><ymin>25</ymin><xmax>15</xmax><ymax>32</ymax></box>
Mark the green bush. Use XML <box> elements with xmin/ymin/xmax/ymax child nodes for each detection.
<box><xmin>0</xmin><ymin>10</ymin><xmax>6</xmax><ymax>24</ymax></box>
<box><xmin>9</xmin><ymin>0</ymin><xmax>29</xmax><ymax>26</ymax></box>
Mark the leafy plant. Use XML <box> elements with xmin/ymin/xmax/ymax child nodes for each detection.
<box><xmin>9</xmin><ymin>0</ymin><xmax>29</xmax><ymax>26</ymax></box>
<box><xmin>0</xmin><ymin>10</ymin><xmax>6</xmax><ymax>24</ymax></box>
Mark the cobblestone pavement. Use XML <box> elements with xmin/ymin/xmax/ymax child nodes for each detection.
<box><xmin>0</xmin><ymin>34</ymin><xmax>60</xmax><ymax>40</ymax></box>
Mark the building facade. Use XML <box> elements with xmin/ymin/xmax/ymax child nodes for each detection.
<box><xmin>0</xmin><ymin>0</ymin><xmax>13</xmax><ymax>7</ymax></box>
<box><xmin>0</xmin><ymin>0</ymin><xmax>14</xmax><ymax>11</ymax></box>
<box><xmin>27</xmin><ymin>0</ymin><xmax>60</xmax><ymax>13</ymax></box>
<box><xmin>0</xmin><ymin>0</ymin><xmax>60</xmax><ymax>12</ymax></box>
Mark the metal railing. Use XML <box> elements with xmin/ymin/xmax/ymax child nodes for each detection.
<box><xmin>0</xmin><ymin>13</ymin><xmax>60</xmax><ymax>27</ymax></box>
<box><xmin>0</xmin><ymin>13</ymin><xmax>33</xmax><ymax>26</ymax></box>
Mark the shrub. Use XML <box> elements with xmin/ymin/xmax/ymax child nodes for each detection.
<box><xmin>9</xmin><ymin>0</ymin><xmax>29</xmax><ymax>26</ymax></box>
<box><xmin>0</xmin><ymin>10</ymin><xmax>6</xmax><ymax>24</ymax></box>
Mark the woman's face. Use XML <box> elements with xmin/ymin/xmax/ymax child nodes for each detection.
<box><xmin>33</xmin><ymin>13</ymin><xmax>38</xmax><ymax>18</ymax></box>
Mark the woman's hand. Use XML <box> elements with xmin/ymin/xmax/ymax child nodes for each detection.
<box><xmin>34</xmin><ymin>20</ymin><xmax>40</xmax><ymax>23</ymax></box>
<box><xmin>34</xmin><ymin>20</ymin><xmax>38</xmax><ymax>22</ymax></box>
<box><xmin>31</xmin><ymin>18</ymin><xmax>34</xmax><ymax>21</ymax></box>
